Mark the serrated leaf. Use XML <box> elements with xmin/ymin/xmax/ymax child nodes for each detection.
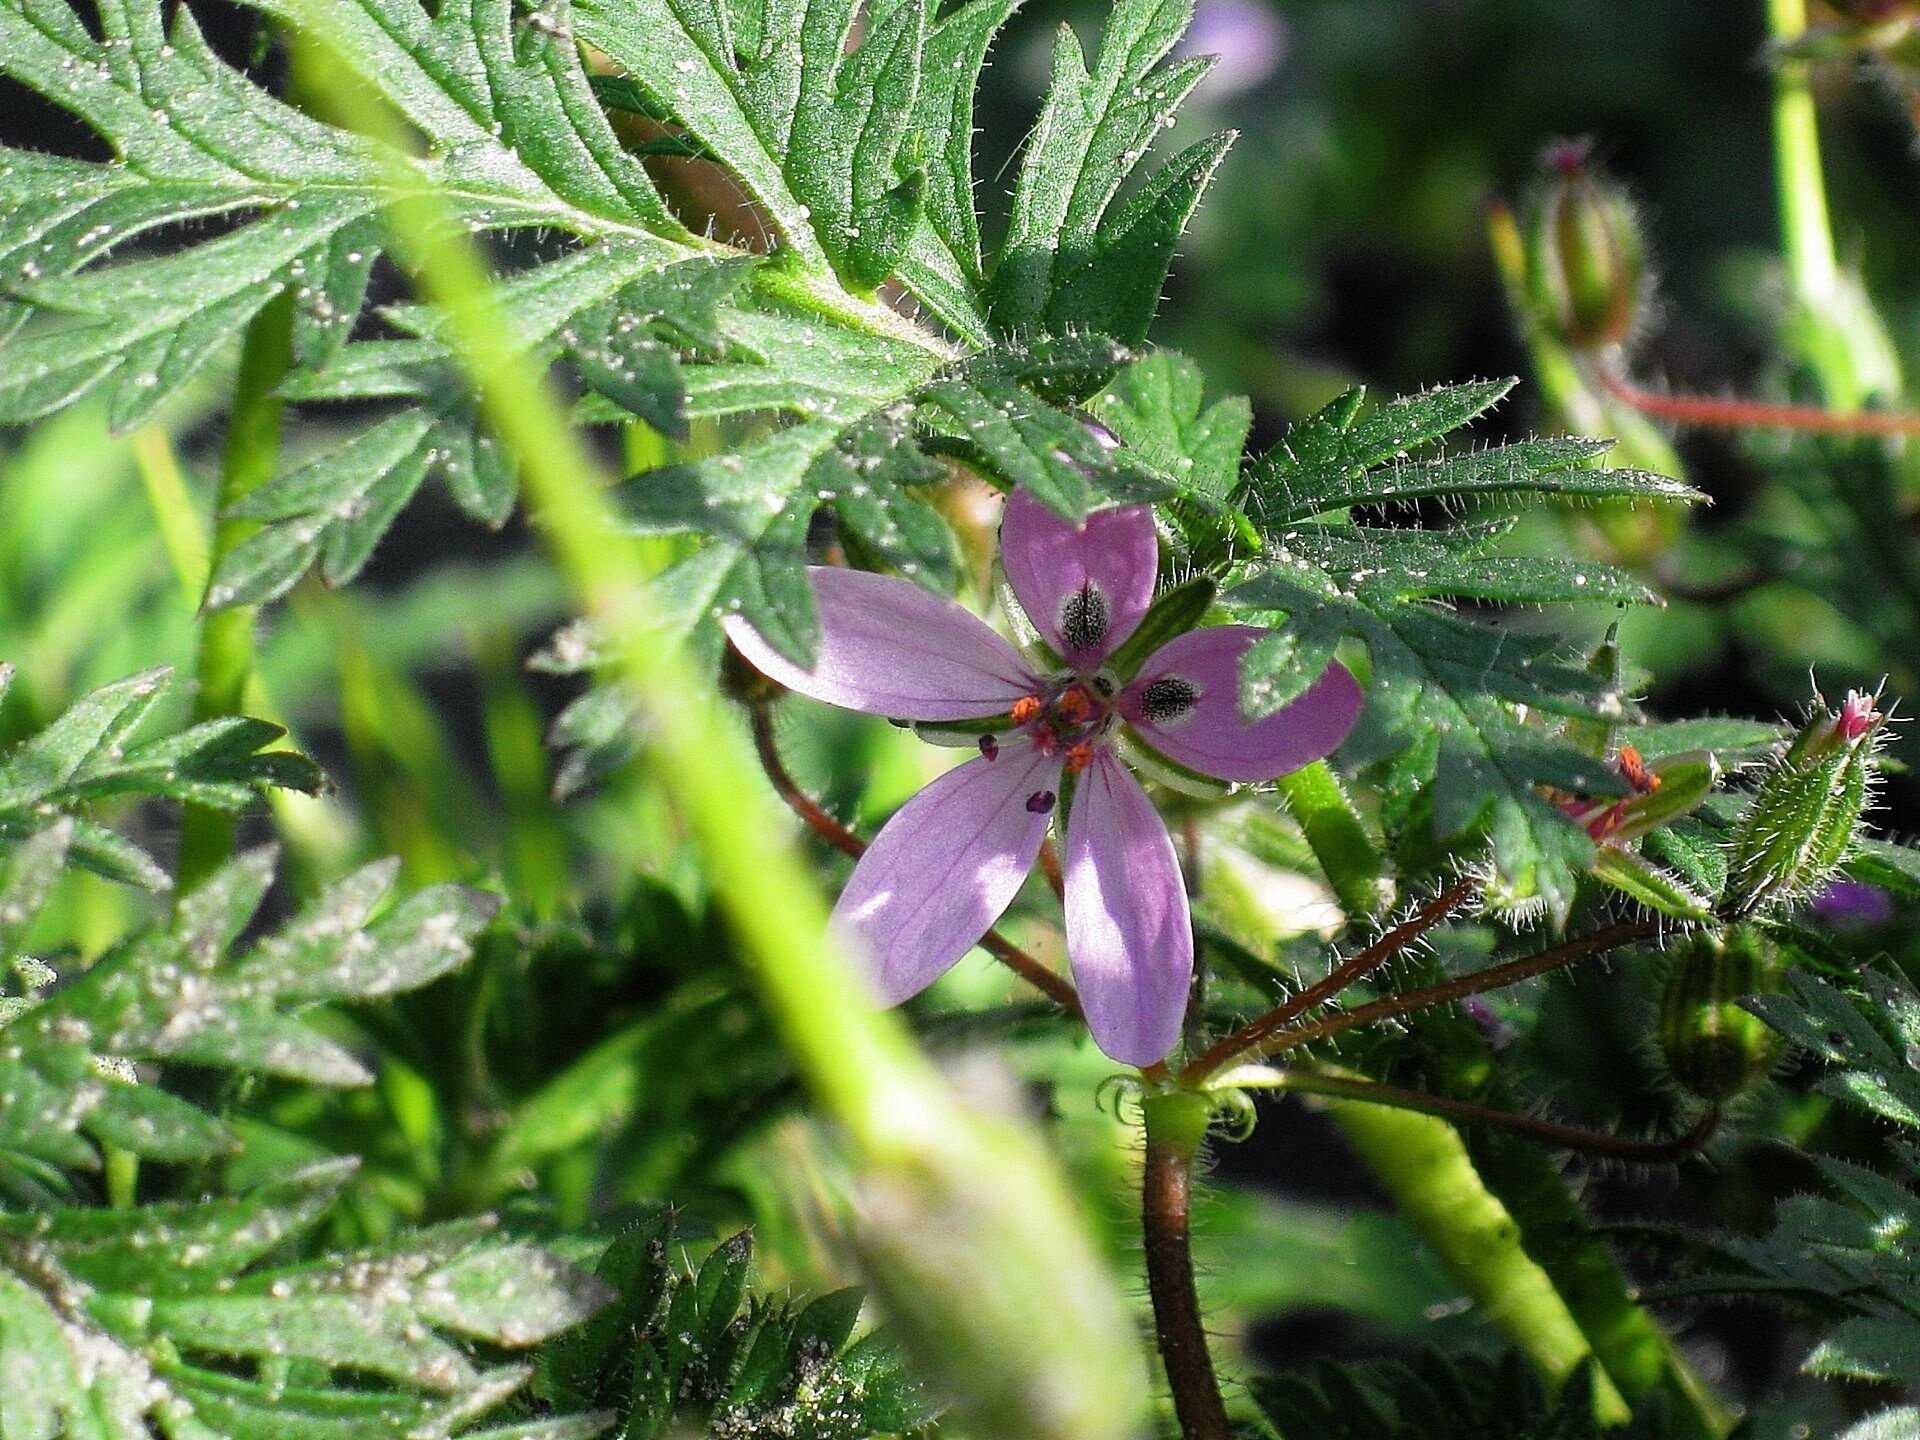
<box><xmin>0</xmin><ymin>849</ymin><xmax>496</xmax><ymax>1168</ymax></box>
<box><xmin>0</xmin><ymin>669</ymin><xmax>319</xmax><ymax>892</ymax></box>
<box><xmin>0</xmin><ymin>1164</ymin><xmax>605</xmax><ymax>1437</ymax></box>
<box><xmin>992</xmin><ymin>0</ymin><xmax>1220</xmax><ymax>340</ymax></box>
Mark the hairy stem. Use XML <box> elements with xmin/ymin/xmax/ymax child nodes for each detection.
<box><xmin>1274</xmin><ymin>761</ymin><xmax>1389</xmax><ymax>921</ymax></box>
<box><xmin>1594</xmin><ymin>362</ymin><xmax>1920</xmax><ymax>437</ymax></box>
<box><xmin>1180</xmin><ymin>876</ymin><xmax>1479</xmax><ymax>1085</ymax></box>
<box><xmin>1213</xmin><ymin>916</ymin><xmax>1659</xmax><ymax>1071</ymax></box>
<box><xmin>1273</xmin><ymin>1067</ymin><xmax>1720</xmax><ymax>1163</ymax></box>
<box><xmin>748</xmin><ymin>703</ymin><xmax>1084</xmax><ymax>1016</ymax></box>
<box><xmin>1141</xmin><ymin>1092</ymin><xmax>1233</xmax><ymax>1440</ymax></box>
<box><xmin>177</xmin><ymin>293</ymin><xmax>295</xmax><ymax>895</ymax></box>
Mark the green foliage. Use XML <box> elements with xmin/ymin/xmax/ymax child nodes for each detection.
<box><xmin>0</xmin><ymin>845</ymin><xmax>495</xmax><ymax>1183</ymax></box>
<box><xmin>1251</xmin><ymin>1353</ymin><xmax>1672</xmax><ymax>1440</ymax></box>
<box><xmin>1219</xmin><ymin>380</ymin><xmax>1702</xmax><ymax>916</ymax></box>
<box><xmin>536</xmin><ymin>1216</ymin><xmax>929</xmax><ymax>1440</ymax></box>
<box><xmin>1694</xmin><ymin>962</ymin><xmax>1920</xmax><ymax>1421</ymax></box>
<box><xmin>0</xmin><ymin>0</ymin><xmax>1219</xmax><ymax>658</ymax></box>
<box><xmin>0</xmin><ymin>1159</ymin><xmax>613</xmax><ymax>1440</ymax></box>
<box><xmin>0</xmin><ymin>665</ymin><xmax>320</xmax><ymax>890</ymax></box>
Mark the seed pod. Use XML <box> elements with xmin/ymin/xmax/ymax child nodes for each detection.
<box><xmin>1523</xmin><ymin>142</ymin><xmax>1647</xmax><ymax>352</ymax></box>
<box><xmin>1658</xmin><ymin>927</ymin><xmax>1777</xmax><ymax>1101</ymax></box>
<box><xmin>1727</xmin><ymin>690</ymin><xmax>1883</xmax><ymax>915</ymax></box>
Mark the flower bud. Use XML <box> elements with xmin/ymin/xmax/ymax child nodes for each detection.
<box><xmin>1658</xmin><ymin>926</ymin><xmax>1777</xmax><ymax>1102</ymax></box>
<box><xmin>855</xmin><ymin>1104</ymin><xmax>1149</xmax><ymax>1440</ymax></box>
<box><xmin>1522</xmin><ymin>141</ymin><xmax>1647</xmax><ymax>352</ymax></box>
<box><xmin>1727</xmin><ymin>690</ymin><xmax>1884</xmax><ymax>914</ymax></box>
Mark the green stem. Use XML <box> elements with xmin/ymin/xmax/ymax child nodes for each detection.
<box><xmin>176</xmin><ymin>293</ymin><xmax>295</xmax><ymax>895</ymax></box>
<box><xmin>1274</xmin><ymin>760</ymin><xmax>1389</xmax><ymax>921</ymax></box>
<box><xmin>1326</xmin><ymin>1097</ymin><xmax>1632</xmax><ymax>1424</ymax></box>
<box><xmin>302</xmin><ymin>43</ymin><xmax>1146</xmax><ymax>1440</ymax></box>
<box><xmin>1768</xmin><ymin>0</ymin><xmax>1898</xmax><ymax>409</ymax></box>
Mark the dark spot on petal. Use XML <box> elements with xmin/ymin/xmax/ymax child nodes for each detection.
<box><xmin>1026</xmin><ymin>790</ymin><xmax>1057</xmax><ymax>814</ymax></box>
<box><xmin>978</xmin><ymin>735</ymin><xmax>999</xmax><ymax>760</ymax></box>
<box><xmin>1140</xmin><ymin>676</ymin><xmax>1199</xmax><ymax>724</ymax></box>
<box><xmin>1060</xmin><ymin>583</ymin><xmax>1109</xmax><ymax>654</ymax></box>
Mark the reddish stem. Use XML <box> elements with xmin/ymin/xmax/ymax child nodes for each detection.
<box><xmin>1181</xmin><ymin>877</ymin><xmax>1479</xmax><ymax>1086</ymax></box>
<box><xmin>1283</xmin><ymin>1070</ymin><xmax>1722</xmax><ymax>1163</ymax></box>
<box><xmin>748</xmin><ymin>704</ymin><xmax>1083</xmax><ymax>1016</ymax></box>
<box><xmin>1142</xmin><ymin>1110</ymin><xmax>1234</xmax><ymax>1440</ymax></box>
<box><xmin>1595</xmin><ymin>361</ymin><xmax>1920</xmax><ymax>437</ymax></box>
<box><xmin>1228</xmin><ymin>916</ymin><xmax>1661</xmax><ymax>1068</ymax></box>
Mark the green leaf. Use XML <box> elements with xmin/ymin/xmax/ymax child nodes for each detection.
<box><xmin>1092</xmin><ymin>350</ymin><xmax>1252</xmax><ymax>501</ymax></box>
<box><xmin>1216</xmin><ymin>381</ymin><xmax>1705</xmax><ymax>916</ymax></box>
<box><xmin>535</xmin><ymin>1212</ymin><xmax>929</xmax><ymax>1439</ymax></box>
<box><xmin>991</xmin><ymin>0</ymin><xmax>1224</xmax><ymax>342</ymax></box>
<box><xmin>0</xmin><ymin>849</ymin><xmax>497</xmax><ymax>1170</ymax></box>
<box><xmin>0</xmin><ymin>668</ymin><xmax>321</xmax><ymax>891</ymax></box>
<box><xmin>0</xmin><ymin>1161</ymin><xmax>611</xmax><ymax>1439</ymax></box>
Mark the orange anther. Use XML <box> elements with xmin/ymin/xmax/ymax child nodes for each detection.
<box><xmin>1064</xmin><ymin>742</ymin><xmax>1095</xmax><ymax>774</ymax></box>
<box><xmin>1055</xmin><ymin>688</ymin><xmax>1094</xmax><ymax>724</ymax></box>
<box><xmin>1617</xmin><ymin>744</ymin><xmax>1658</xmax><ymax>793</ymax></box>
<box><xmin>1011</xmin><ymin>695</ymin><xmax>1042</xmax><ymax>725</ymax></box>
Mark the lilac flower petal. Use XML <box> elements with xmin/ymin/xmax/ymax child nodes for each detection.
<box><xmin>833</xmin><ymin>739</ymin><xmax>1062</xmax><ymax>1004</ymax></box>
<box><xmin>1121</xmin><ymin>626</ymin><xmax>1363</xmax><ymax>783</ymax></box>
<box><xmin>1064</xmin><ymin>753</ymin><xmax>1192</xmax><ymax>1066</ymax></box>
<box><xmin>723</xmin><ymin>566</ymin><xmax>1039</xmax><ymax>720</ymax></box>
<box><xmin>1000</xmin><ymin>488</ymin><xmax>1159</xmax><ymax>667</ymax></box>
<box><xmin>1811</xmin><ymin>877</ymin><xmax>1893</xmax><ymax>928</ymax></box>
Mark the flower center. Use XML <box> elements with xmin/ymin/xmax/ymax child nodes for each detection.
<box><xmin>1006</xmin><ymin>672</ymin><xmax>1118</xmax><ymax>772</ymax></box>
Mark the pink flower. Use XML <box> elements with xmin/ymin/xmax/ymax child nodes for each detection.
<box><xmin>724</xmin><ymin>492</ymin><xmax>1363</xmax><ymax>1065</ymax></box>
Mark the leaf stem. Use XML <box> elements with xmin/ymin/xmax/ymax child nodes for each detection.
<box><xmin>747</xmin><ymin>702</ymin><xmax>1083</xmax><ymax>1015</ymax></box>
<box><xmin>1140</xmin><ymin>1091</ymin><xmax>1234</xmax><ymax>1440</ymax></box>
<box><xmin>177</xmin><ymin>293</ymin><xmax>295</xmax><ymax>895</ymax></box>
<box><xmin>1180</xmin><ymin>876</ymin><xmax>1479</xmax><ymax>1086</ymax></box>
<box><xmin>1326</xmin><ymin>1096</ymin><xmax>1633</xmax><ymax>1422</ymax></box>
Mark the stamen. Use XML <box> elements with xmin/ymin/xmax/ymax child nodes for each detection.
<box><xmin>1065</xmin><ymin>742</ymin><xmax>1095</xmax><ymax>774</ymax></box>
<box><xmin>1054</xmin><ymin>687</ymin><xmax>1094</xmax><ymax>724</ymax></box>
<box><xmin>1617</xmin><ymin>744</ymin><xmax>1659</xmax><ymax>794</ymax></box>
<box><xmin>978</xmin><ymin>735</ymin><xmax>999</xmax><ymax>761</ymax></box>
<box><xmin>1011</xmin><ymin>695</ymin><xmax>1042</xmax><ymax>725</ymax></box>
<box><xmin>1030</xmin><ymin>723</ymin><xmax>1060</xmax><ymax>757</ymax></box>
<box><xmin>1026</xmin><ymin>790</ymin><xmax>1057</xmax><ymax>814</ymax></box>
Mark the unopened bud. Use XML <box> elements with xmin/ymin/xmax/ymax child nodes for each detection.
<box><xmin>1727</xmin><ymin>690</ymin><xmax>1885</xmax><ymax>914</ymax></box>
<box><xmin>855</xmin><ymin>1103</ymin><xmax>1149</xmax><ymax>1440</ymax></box>
<box><xmin>1658</xmin><ymin>926</ymin><xmax>1777</xmax><ymax>1101</ymax></box>
<box><xmin>1523</xmin><ymin>141</ymin><xmax>1647</xmax><ymax>352</ymax></box>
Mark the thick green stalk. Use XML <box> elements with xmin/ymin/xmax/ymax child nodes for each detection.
<box><xmin>304</xmin><ymin>45</ymin><xmax>1146</xmax><ymax>1440</ymax></box>
<box><xmin>1326</xmin><ymin>1097</ymin><xmax>1632</xmax><ymax>1424</ymax></box>
<box><xmin>1386</xmin><ymin>993</ymin><xmax>1736</xmax><ymax>1437</ymax></box>
<box><xmin>1769</xmin><ymin>0</ymin><xmax>1900</xmax><ymax>409</ymax></box>
<box><xmin>1274</xmin><ymin>760</ymin><xmax>1390</xmax><ymax>921</ymax></box>
<box><xmin>177</xmin><ymin>293</ymin><xmax>295</xmax><ymax>894</ymax></box>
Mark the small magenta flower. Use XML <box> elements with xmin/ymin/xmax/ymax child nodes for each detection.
<box><xmin>725</xmin><ymin>491</ymin><xmax>1362</xmax><ymax>1065</ymax></box>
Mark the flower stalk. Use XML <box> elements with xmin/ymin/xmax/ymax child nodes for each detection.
<box><xmin>1141</xmin><ymin>1090</ymin><xmax>1234</xmax><ymax>1440</ymax></box>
